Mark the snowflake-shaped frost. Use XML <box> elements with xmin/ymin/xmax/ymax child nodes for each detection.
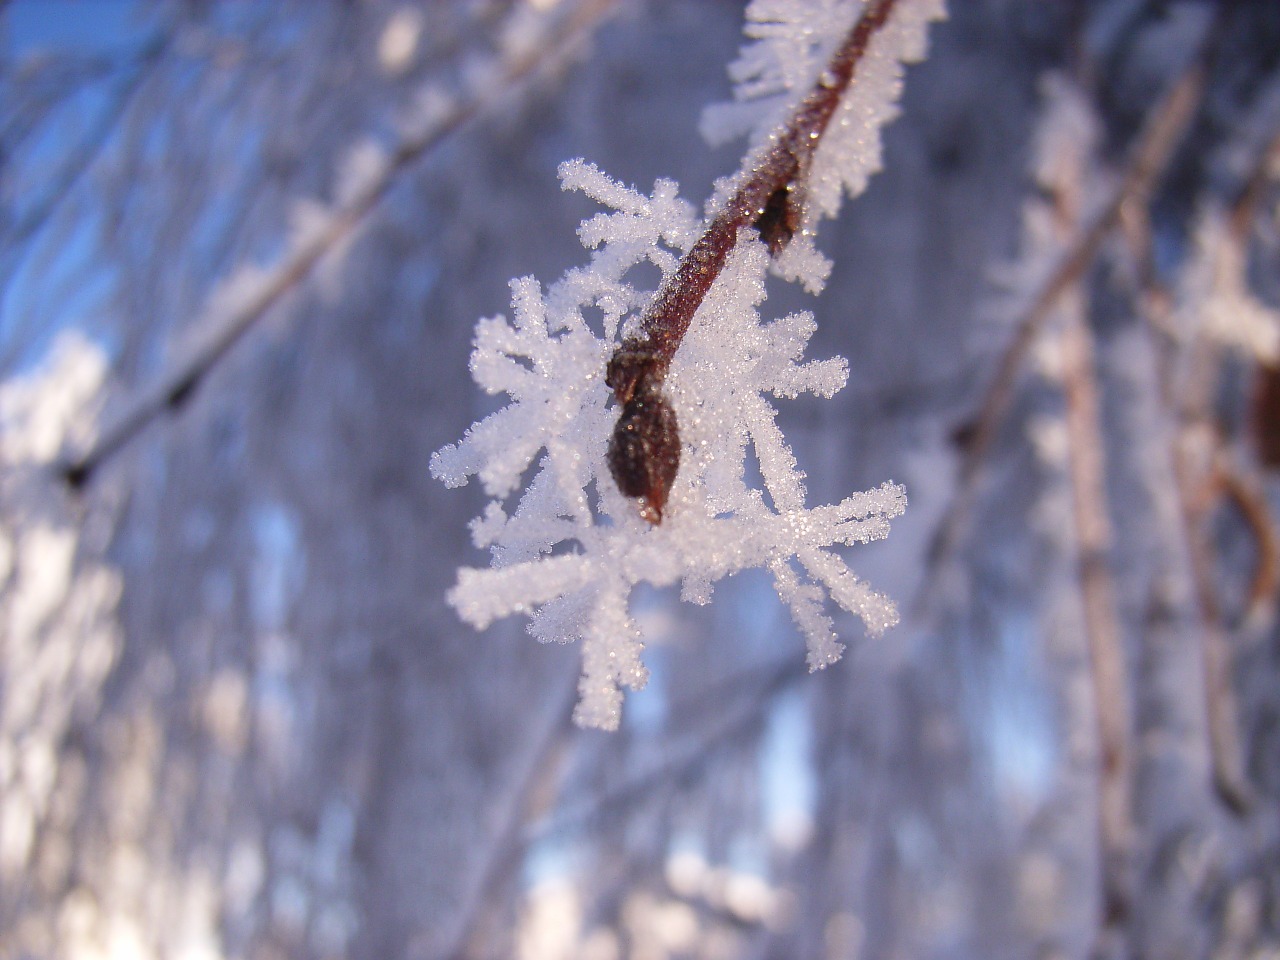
<box><xmin>432</xmin><ymin>161</ymin><xmax>905</xmax><ymax>730</ymax></box>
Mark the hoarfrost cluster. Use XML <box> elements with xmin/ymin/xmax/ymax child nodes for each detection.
<box><xmin>0</xmin><ymin>334</ymin><xmax>122</xmax><ymax>885</ymax></box>
<box><xmin>704</xmin><ymin>0</ymin><xmax>943</xmax><ymax>222</ymax></box>
<box><xmin>1177</xmin><ymin>205</ymin><xmax>1280</xmax><ymax>362</ymax></box>
<box><xmin>433</xmin><ymin>0</ymin><xmax>945</xmax><ymax>729</ymax></box>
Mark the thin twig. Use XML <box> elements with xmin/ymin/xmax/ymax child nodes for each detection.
<box><xmin>1193</xmin><ymin>127</ymin><xmax>1280</xmax><ymax>808</ymax></box>
<box><xmin>1061</xmin><ymin>307</ymin><xmax>1135</xmax><ymax>944</ymax></box>
<box><xmin>4</xmin><ymin>32</ymin><xmax>170</xmax><ymax>262</ymax></box>
<box><xmin>60</xmin><ymin>0</ymin><xmax>619</xmax><ymax>489</ymax></box>
<box><xmin>604</xmin><ymin>0</ymin><xmax>902</xmax><ymax>522</ymax></box>
<box><xmin>441</xmin><ymin>656</ymin><xmax>803</xmax><ymax>953</ymax></box>
<box><xmin>1179</xmin><ymin>450</ymin><xmax>1257</xmax><ymax>814</ymax></box>
<box><xmin>1033</xmin><ymin>90</ymin><xmax>1137</xmax><ymax>946</ymax></box>
<box><xmin>521</xmin><ymin>656</ymin><xmax>803</xmax><ymax>848</ymax></box>
<box><xmin>433</xmin><ymin>664</ymin><xmax>579</xmax><ymax>958</ymax></box>
<box><xmin>1209</xmin><ymin>460</ymin><xmax>1280</xmax><ymax>631</ymax></box>
<box><xmin>1128</xmin><ymin>126</ymin><xmax>1280</xmax><ymax>815</ymax></box>
<box><xmin>1227</xmin><ymin>128</ymin><xmax>1280</xmax><ymax>241</ymax></box>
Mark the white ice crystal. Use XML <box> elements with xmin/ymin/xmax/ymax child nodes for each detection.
<box><xmin>432</xmin><ymin>0</ymin><xmax>940</xmax><ymax>730</ymax></box>
<box><xmin>433</xmin><ymin>161</ymin><xmax>905</xmax><ymax>730</ymax></box>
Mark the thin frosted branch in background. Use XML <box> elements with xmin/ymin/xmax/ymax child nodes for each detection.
<box><xmin>920</xmin><ymin>35</ymin><xmax>1209</xmax><ymax>593</ymax></box>
<box><xmin>57</xmin><ymin>0</ymin><xmax>617</xmax><ymax>488</ymax></box>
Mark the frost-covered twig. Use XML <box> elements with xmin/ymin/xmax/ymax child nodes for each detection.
<box><xmin>1011</xmin><ymin>73</ymin><xmax>1137</xmax><ymax>942</ymax></box>
<box><xmin>1207</xmin><ymin>461</ymin><xmax>1279</xmax><ymax>632</ymax></box>
<box><xmin>434</xmin><ymin>0</ymin><xmax>943</xmax><ymax>729</ymax></box>
<box><xmin>1167</xmin><ymin>145</ymin><xmax>1280</xmax><ymax>812</ymax></box>
<box><xmin>604</xmin><ymin>0</ymin><xmax>908</xmax><ymax>521</ymax></box>
<box><xmin>59</xmin><ymin>0</ymin><xmax>617</xmax><ymax>488</ymax></box>
<box><xmin>1123</xmin><ymin>112</ymin><xmax>1280</xmax><ymax>815</ymax></box>
<box><xmin>1178</xmin><ymin>450</ymin><xmax>1258</xmax><ymax>816</ymax></box>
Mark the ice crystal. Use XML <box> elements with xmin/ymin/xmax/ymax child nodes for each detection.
<box><xmin>432</xmin><ymin>0</ymin><xmax>943</xmax><ymax>730</ymax></box>
<box><xmin>433</xmin><ymin>162</ymin><xmax>905</xmax><ymax>730</ymax></box>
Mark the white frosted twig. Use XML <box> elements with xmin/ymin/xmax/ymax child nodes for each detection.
<box><xmin>435</xmin><ymin>0</ymin><xmax>939</xmax><ymax>730</ymax></box>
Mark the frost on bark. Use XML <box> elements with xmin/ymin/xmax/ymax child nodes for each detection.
<box><xmin>434</xmin><ymin>0</ymin><xmax>941</xmax><ymax>730</ymax></box>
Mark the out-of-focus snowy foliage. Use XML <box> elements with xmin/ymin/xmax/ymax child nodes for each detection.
<box><xmin>0</xmin><ymin>333</ymin><xmax>126</xmax><ymax>945</ymax></box>
<box><xmin>5</xmin><ymin>0</ymin><xmax>1280</xmax><ymax>958</ymax></box>
<box><xmin>1177</xmin><ymin>204</ymin><xmax>1280</xmax><ymax>362</ymax></box>
<box><xmin>993</xmin><ymin>73</ymin><xmax>1106</xmax><ymax>311</ymax></box>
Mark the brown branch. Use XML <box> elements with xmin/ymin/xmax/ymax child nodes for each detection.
<box><xmin>1241</xmin><ymin>129</ymin><xmax>1280</xmax><ymax>470</ymax></box>
<box><xmin>1125</xmin><ymin>332</ymin><xmax>1250</xmax><ymax>815</ymax></box>
<box><xmin>59</xmin><ymin>0</ymin><xmax>619</xmax><ymax>489</ymax></box>
<box><xmin>1209</xmin><ymin>462</ymin><xmax>1280</xmax><ymax>630</ymax></box>
<box><xmin>605</xmin><ymin>0</ymin><xmax>901</xmax><ymax>523</ymax></box>
<box><xmin>1208</xmin><ymin>128</ymin><xmax>1280</xmax><ymax>634</ymax></box>
<box><xmin>1031</xmin><ymin>84</ymin><xmax>1138</xmax><ymax>945</ymax></box>
<box><xmin>1128</xmin><ymin>124</ymin><xmax>1280</xmax><ymax>816</ymax></box>
<box><xmin>1061</xmin><ymin>309</ymin><xmax>1136</xmax><ymax>944</ymax></box>
<box><xmin>1251</xmin><ymin>362</ymin><xmax>1280</xmax><ymax>469</ymax></box>
<box><xmin>1178</xmin><ymin>451</ymin><xmax>1257</xmax><ymax>814</ymax></box>
<box><xmin>920</xmin><ymin>45</ymin><xmax>1209</xmax><ymax>586</ymax></box>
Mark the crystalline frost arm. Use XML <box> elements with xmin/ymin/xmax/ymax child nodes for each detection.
<box><xmin>433</xmin><ymin>0</ymin><xmax>941</xmax><ymax>729</ymax></box>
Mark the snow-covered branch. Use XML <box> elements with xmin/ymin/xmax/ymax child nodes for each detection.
<box><xmin>434</xmin><ymin>0</ymin><xmax>944</xmax><ymax>729</ymax></box>
<box><xmin>59</xmin><ymin>0</ymin><xmax>618</xmax><ymax>488</ymax></box>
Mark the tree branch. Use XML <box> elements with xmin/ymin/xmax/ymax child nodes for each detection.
<box><xmin>921</xmin><ymin>44</ymin><xmax>1209</xmax><ymax>587</ymax></box>
<box><xmin>60</xmin><ymin>0</ymin><xmax>619</xmax><ymax>489</ymax></box>
<box><xmin>1126</xmin><ymin>124</ymin><xmax>1280</xmax><ymax>816</ymax></box>
<box><xmin>432</xmin><ymin>664</ymin><xmax>579</xmax><ymax>958</ymax></box>
<box><xmin>605</xmin><ymin>0</ymin><xmax>902</xmax><ymax>523</ymax></box>
<box><xmin>521</xmin><ymin>656</ymin><xmax>803</xmax><ymax>848</ymax></box>
<box><xmin>1061</xmin><ymin>307</ymin><xmax>1135</xmax><ymax>944</ymax></box>
<box><xmin>1208</xmin><ymin>460</ymin><xmax>1279</xmax><ymax>632</ymax></box>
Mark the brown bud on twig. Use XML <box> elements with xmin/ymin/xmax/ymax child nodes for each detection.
<box><xmin>607</xmin><ymin>353</ymin><xmax>680</xmax><ymax>525</ymax></box>
<box><xmin>602</xmin><ymin>0</ymin><xmax>902</xmax><ymax>523</ymax></box>
<box><xmin>605</xmin><ymin>340</ymin><xmax>662</xmax><ymax>404</ymax></box>
<box><xmin>606</xmin><ymin>339</ymin><xmax>681</xmax><ymax>523</ymax></box>
<box><xmin>753</xmin><ymin>183</ymin><xmax>803</xmax><ymax>257</ymax></box>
